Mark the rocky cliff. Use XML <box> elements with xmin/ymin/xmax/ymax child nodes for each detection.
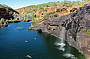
<box><xmin>30</xmin><ymin>4</ymin><xmax>90</xmax><ymax>59</ymax></box>
<box><xmin>0</xmin><ymin>4</ymin><xmax>19</xmax><ymax>28</ymax></box>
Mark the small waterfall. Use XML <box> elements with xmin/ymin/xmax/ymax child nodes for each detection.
<box><xmin>61</xmin><ymin>27</ymin><xmax>77</xmax><ymax>59</ymax></box>
<box><xmin>55</xmin><ymin>27</ymin><xmax>77</xmax><ymax>59</ymax></box>
<box><xmin>55</xmin><ymin>27</ymin><xmax>66</xmax><ymax>51</ymax></box>
<box><xmin>63</xmin><ymin>53</ymin><xmax>77</xmax><ymax>59</ymax></box>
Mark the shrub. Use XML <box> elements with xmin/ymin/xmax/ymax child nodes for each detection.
<box><xmin>87</xmin><ymin>29</ymin><xmax>90</xmax><ymax>36</ymax></box>
<box><xmin>50</xmin><ymin>14</ymin><xmax>58</xmax><ymax>17</ymax></box>
<box><xmin>87</xmin><ymin>29</ymin><xmax>90</xmax><ymax>33</ymax></box>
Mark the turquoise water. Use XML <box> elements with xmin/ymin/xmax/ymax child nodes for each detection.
<box><xmin>0</xmin><ymin>22</ymin><xmax>85</xmax><ymax>59</ymax></box>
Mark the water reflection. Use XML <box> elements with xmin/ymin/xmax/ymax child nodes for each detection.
<box><xmin>0</xmin><ymin>22</ymin><xmax>86</xmax><ymax>59</ymax></box>
<box><xmin>38</xmin><ymin>32</ymin><xmax>86</xmax><ymax>59</ymax></box>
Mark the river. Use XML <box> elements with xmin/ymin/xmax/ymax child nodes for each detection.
<box><xmin>0</xmin><ymin>22</ymin><xmax>86</xmax><ymax>59</ymax></box>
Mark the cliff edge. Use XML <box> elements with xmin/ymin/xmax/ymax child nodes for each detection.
<box><xmin>29</xmin><ymin>4</ymin><xmax>90</xmax><ymax>59</ymax></box>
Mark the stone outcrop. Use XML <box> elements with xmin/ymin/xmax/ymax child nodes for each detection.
<box><xmin>62</xmin><ymin>4</ymin><xmax>90</xmax><ymax>59</ymax></box>
<box><xmin>29</xmin><ymin>4</ymin><xmax>90</xmax><ymax>59</ymax></box>
<box><xmin>0</xmin><ymin>8</ymin><xmax>19</xmax><ymax>20</ymax></box>
<box><xmin>0</xmin><ymin>6</ymin><xmax>19</xmax><ymax>28</ymax></box>
<box><xmin>0</xmin><ymin>18</ymin><xmax>8</xmax><ymax>28</ymax></box>
<box><xmin>16</xmin><ymin>8</ymin><xmax>24</xmax><ymax>14</ymax></box>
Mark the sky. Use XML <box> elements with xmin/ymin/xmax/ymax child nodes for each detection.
<box><xmin>0</xmin><ymin>0</ymin><xmax>82</xmax><ymax>9</ymax></box>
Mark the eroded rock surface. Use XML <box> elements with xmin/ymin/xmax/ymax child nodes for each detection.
<box><xmin>31</xmin><ymin>4</ymin><xmax>90</xmax><ymax>59</ymax></box>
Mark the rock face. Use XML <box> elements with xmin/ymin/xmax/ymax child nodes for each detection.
<box><xmin>0</xmin><ymin>18</ymin><xmax>8</xmax><ymax>28</ymax></box>
<box><xmin>0</xmin><ymin>8</ymin><xmax>19</xmax><ymax>20</ymax></box>
<box><xmin>62</xmin><ymin>4</ymin><xmax>90</xmax><ymax>59</ymax></box>
<box><xmin>31</xmin><ymin>4</ymin><xmax>90</xmax><ymax>59</ymax></box>
<box><xmin>0</xmin><ymin>7</ymin><xmax>19</xmax><ymax>28</ymax></box>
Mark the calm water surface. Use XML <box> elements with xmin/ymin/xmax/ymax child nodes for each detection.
<box><xmin>0</xmin><ymin>22</ymin><xmax>86</xmax><ymax>59</ymax></box>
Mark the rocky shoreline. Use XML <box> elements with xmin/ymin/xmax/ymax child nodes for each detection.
<box><xmin>28</xmin><ymin>4</ymin><xmax>90</xmax><ymax>59</ymax></box>
<box><xmin>7</xmin><ymin>19</ymin><xmax>31</xmax><ymax>23</ymax></box>
<box><xmin>0</xmin><ymin>19</ymin><xmax>31</xmax><ymax>28</ymax></box>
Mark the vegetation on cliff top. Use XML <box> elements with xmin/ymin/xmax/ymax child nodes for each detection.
<box><xmin>87</xmin><ymin>29</ymin><xmax>90</xmax><ymax>36</ymax></box>
<box><xmin>17</xmin><ymin>0</ymin><xmax>90</xmax><ymax>23</ymax></box>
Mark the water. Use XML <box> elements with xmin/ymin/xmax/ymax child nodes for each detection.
<box><xmin>0</xmin><ymin>22</ymin><xmax>86</xmax><ymax>59</ymax></box>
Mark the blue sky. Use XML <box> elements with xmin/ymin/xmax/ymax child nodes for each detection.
<box><xmin>0</xmin><ymin>0</ymin><xmax>82</xmax><ymax>9</ymax></box>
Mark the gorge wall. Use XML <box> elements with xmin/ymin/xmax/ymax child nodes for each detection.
<box><xmin>0</xmin><ymin>6</ymin><xmax>19</xmax><ymax>27</ymax></box>
<box><xmin>30</xmin><ymin>4</ymin><xmax>90</xmax><ymax>59</ymax></box>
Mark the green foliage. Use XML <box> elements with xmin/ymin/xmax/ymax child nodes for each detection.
<box><xmin>87</xmin><ymin>29</ymin><xmax>90</xmax><ymax>33</ymax></box>
<box><xmin>14</xmin><ymin>14</ymin><xmax>19</xmax><ymax>16</ymax></box>
<box><xmin>5</xmin><ymin>8</ymin><xmax>9</xmax><ymax>12</ymax></box>
<box><xmin>17</xmin><ymin>0</ymin><xmax>90</xmax><ymax>23</ymax></box>
<box><xmin>50</xmin><ymin>14</ymin><xmax>58</xmax><ymax>17</ymax></box>
<box><xmin>41</xmin><ymin>16</ymin><xmax>45</xmax><ymax>20</ymax></box>
<box><xmin>20</xmin><ymin>0</ymin><xmax>89</xmax><ymax>15</ymax></box>
<box><xmin>20</xmin><ymin>17</ymin><xmax>24</xmax><ymax>20</ymax></box>
<box><xmin>10</xmin><ymin>18</ymin><xmax>13</xmax><ymax>20</ymax></box>
<box><xmin>87</xmin><ymin>29</ymin><xmax>90</xmax><ymax>36</ymax></box>
<box><xmin>31</xmin><ymin>15</ymin><xmax>46</xmax><ymax>23</ymax></box>
<box><xmin>31</xmin><ymin>18</ymin><xmax>37</xmax><ymax>23</ymax></box>
<box><xmin>30</xmin><ymin>14</ymin><xmax>37</xmax><ymax>18</ymax></box>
